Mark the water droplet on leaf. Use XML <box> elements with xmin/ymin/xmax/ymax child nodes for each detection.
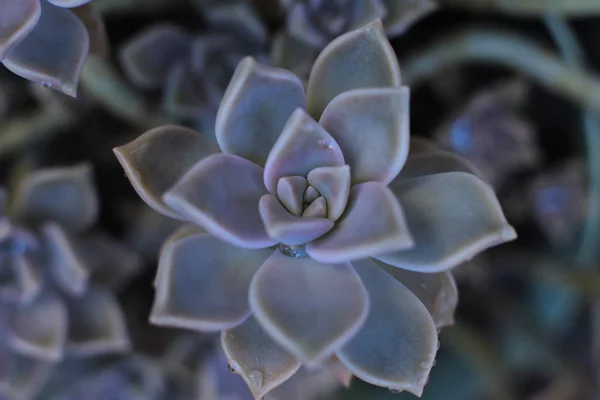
<box><xmin>278</xmin><ymin>243</ymin><xmax>307</xmax><ymax>258</ymax></box>
<box><xmin>41</xmin><ymin>81</ymin><xmax>52</xmax><ymax>88</ymax></box>
<box><xmin>228</xmin><ymin>360</ymin><xmax>241</xmax><ymax>374</ymax></box>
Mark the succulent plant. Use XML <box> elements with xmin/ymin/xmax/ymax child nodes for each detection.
<box><xmin>435</xmin><ymin>81</ymin><xmax>540</xmax><ymax>187</ymax></box>
<box><xmin>119</xmin><ymin>0</ymin><xmax>268</xmax><ymax>125</ymax></box>
<box><xmin>0</xmin><ymin>164</ymin><xmax>139</xmax><ymax>400</ymax></box>
<box><xmin>114</xmin><ymin>20</ymin><xmax>516</xmax><ymax>398</ymax></box>
<box><xmin>0</xmin><ymin>0</ymin><xmax>108</xmax><ymax>97</ymax></box>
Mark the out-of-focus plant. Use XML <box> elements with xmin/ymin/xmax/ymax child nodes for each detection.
<box><xmin>119</xmin><ymin>0</ymin><xmax>267</xmax><ymax>130</ymax></box>
<box><xmin>114</xmin><ymin>20</ymin><xmax>515</xmax><ymax>398</ymax></box>
<box><xmin>0</xmin><ymin>0</ymin><xmax>108</xmax><ymax>97</ymax></box>
<box><xmin>0</xmin><ymin>164</ymin><xmax>139</xmax><ymax>400</ymax></box>
<box><xmin>435</xmin><ymin>81</ymin><xmax>540</xmax><ymax>187</ymax></box>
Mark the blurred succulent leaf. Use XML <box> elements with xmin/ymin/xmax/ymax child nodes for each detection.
<box><xmin>119</xmin><ymin>24</ymin><xmax>191</xmax><ymax>89</ymax></box>
<box><xmin>151</xmin><ymin>228</ymin><xmax>272</xmax><ymax>331</ymax></box>
<box><xmin>377</xmin><ymin>172</ymin><xmax>516</xmax><ymax>272</ymax></box>
<box><xmin>46</xmin><ymin>0</ymin><xmax>92</xmax><ymax>7</ymax></box>
<box><xmin>12</xmin><ymin>163</ymin><xmax>99</xmax><ymax>233</ymax></box>
<box><xmin>398</xmin><ymin>150</ymin><xmax>485</xmax><ymax>181</ymax></box>
<box><xmin>0</xmin><ymin>253</ymin><xmax>41</xmax><ymax>305</ymax></box>
<box><xmin>319</xmin><ymin>87</ymin><xmax>410</xmax><ymax>185</ymax></box>
<box><xmin>163</xmin><ymin>62</ymin><xmax>220</xmax><ymax>119</ymax></box>
<box><xmin>263</xmin><ymin>109</ymin><xmax>344</xmax><ymax>194</ymax></box>
<box><xmin>348</xmin><ymin>0</ymin><xmax>387</xmax><ymax>31</ymax></box>
<box><xmin>204</xmin><ymin>1</ymin><xmax>267</xmax><ymax>45</ymax></box>
<box><xmin>65</xmin><ymin>287</ymin><xmax>130</xmax><ymax>356</ymax></box>
<box><xmin>249</xmin><ymin>251</ymin><xmax>369</xmax><ymax>366</ymax></box>
<box><xmin>409</xmin><ymin>136</ymin><xmax>441</xmax><ymax>155</ymax></box>
<box><xmin>306</xmin><ymin>19</ymin><xmax>401</xmax><ymax>118</ymax></box>
<box><xmin>306</xmin><ymin>182</ymin><xmax>413</xmax><ymax>264</ymax></box>
<box><xmin>337</xmin><ymin>258</ymin><xmax>438</xmax><ymax>397</ymax></box>
<box><xmin>41</xmin><ymin>223</ymin><xmax>90</xmax><ymax>296</ymax></box>
<box><xmin>10</xmin><ymin>291</ymin><xmax>67</xmax><ymax>362</ymax></box>
<box><xmin>114</xmin><ymin>126</ymin><xmax>215</xmax><ymax>220</ymax></box>
<box><xmin>3</xmin><ymin>1</ymin><xmax>90</xmax><ymax>97</ymax></box>
<box><xmin>325</xmin><ymin>355</ymin><xmax>353</xmax><ymax>387</ymax></box>
<box><xmin>0</xmin><ymin>0</ymin><xmax>41</xmax><ymax>60</ymax></box>
<box><xmin>216</xmin><ymin>57</ymin><xmax>306</xmax><ymax>166</ymax></box>
<box><xmin>381</xmin><ymin>0</ymin><xmax>437</xmax><ymax>36</ymax></box>
<box><xmin>378</xmin><ymin>261</ymin><xmax>458</xmax><ymax>328</ymax></box>
<box><xmin>0</xmin><ymin>352</ymin><xmax>52</xmax><ymax>400</ymax></box>
<box><xmin>163</xmin><ymin>154</ymin><xmax>275</xmax><ymax>249</ymax></box>
<box><xmin>271</xmin><ymin>32</ymin><xmax>316</xmax><ymax>81</ymax></box>
<box><xmin>222</xmin><ymin>317</ymin><xmax>302</xmax><ymax>399</ymax></box>
<box><xmin>71</xmin><ymin>3</ymin><xmax>109</xmax><ymax>56</ymax></box>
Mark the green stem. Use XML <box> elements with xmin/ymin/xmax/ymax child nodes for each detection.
<box><xmin>402</xmin><ymin>29</ymin><xmax>600</xmax><ymax>114</ymax></box>
<box><xmin>446</xmin><ymin>0</ymin><xmax>600</xmax><ymax>16</ymax></box>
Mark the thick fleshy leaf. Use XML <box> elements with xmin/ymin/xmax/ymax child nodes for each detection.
<box><xmin>41</xmin><ymin>223</ymin><xmax>90</xmax><ymax>296</ymax></box>
<box><xmin>307</xmin><ymin>165</ymin><xmax>350</xmax><ymax>221</ymax></box>
<box><xmin>71</xmin><ymin>4</ymin><xmax>109</xmax><ymax>56</ymax></box>
<box><xmin>215</xmin><ymin>57</ymin><xmax>306</xmax><ymax>166</ymax></box>
<box><xmin>409</xmin><ymin>136</ymin><xmax>440</xmax><ymax>155</ymax></box>
<box><xmin>396</xmin><ymin>150</ymin><xmax>484</xmax><ymax>181</ymax></box>
<box><xmin>249</xmin><ymin>251</ymin><xmax>369</xmax><ymax>365</ymax></box>
<box><xmin>114</xmin><ymin>125</ymin><xmax>215</xmax><ymax>219</ymax></box>
<box><xmin>378</xmin><ymin>172</ymin><xmax>517</xmax><ymax>272</ymax></box>
<box><xmin>277</xmin><ymin>176</ymin><xmax>308</xmax><ymax>216</ymax></box>
<box><xmin>303</xmin><ymin>186</ymin><xmax>320</xmax><ymax>204</ymax></box>
<box><xmin>319</xmin><ymin>87</ymin><xmax>410</xmax><ymax>185</ymax></box>
<box><xmin>203</xmin><ymin>1</ymin><xmax>267</xmax><ymax>45</ymax></box>
<box><xmin>0</xmin><ymin>0</ymin><xmax>41</xmax><ymax>60</ymax></box>
<box><xmin>222</xmin><ymin>317</ymin><xmax>301</xmax><ymax>399</ymax></box>
<box><xmin>325</xmin><ymin>355</ymin><xmax>354</xmax><ymax>387</ymax></box>
<box><xmin>0</xmin><ymin>353</ymin><xmax>51</xmax><ymax>400</ymax></box>
<box><xmin>337</xmin><ymin>258</ymin><xmax>438</xmax><ymax>396</ymax></box>
<box><xmin>0</xmin><ymin>253</ymin><xmax>41</xmax><ymax>305</ymax></box>
<box><xmin>259</xmin><ymin>194</ymin><xmax>333</xmax><ymax>246</ymax></box>
<box><xmin>3</xmin><ymin>1</ymin><xmax>89</xmax><ymax>97</ymax></box>
<box><xmin>286</xmin><ymin>2</ymin><xmax>329</xmax><ymax>48</ymax></box>
<box><xmin>164</xmin><ymin>153</ymin><xmax>275</xmax><ymax>248</ymax></box>
<box><xmin>307</xmin><ymin>182</ymin><xmax>413</xmax><ymax>263</ymax></box>
<box><xmin>119</xmin><ymin>24</ymin><xmax>191</xmax><ymax>89</ymax></box>
<box><xmin>381</xmin><ymin>0</ymin><xmax>437</xmax><ymax>36</ymax></box>
<box><xmin>267</xmin><ymin>365</ymin><xmax>343</xmax><ymax>400</ymax></box>
<box><xmin>75</xmin><ymin>232</ymin><xmax>141</xmax><ymax>290</ymax></box>
<box><xmin>47</xmin><ymin>0</ymin><xmax>92</xmax><ymax>6</ymax></box>
<box><xmin>302</xmin><ymin>196</ymin><xmax>327</xmax><ymax>218</ymax></box>
<box><xmin>163</xmin><ymin>62</ymin><xmax>221</xmax><ymax>119</ymax></box>
<box><xmin>10</xmin><ymin>291</ymin><xmax>67</xmax><ymax>362</ymax></box>
<box><xmin>271</xmin><ymin>31</ymin><xmax>316</xmax><ymax>81</ymax></box>
<box><xmin>377</xmin><ymin>260</ymin><xmax>458</xmax><ymax>328</ymax></box>
<box><xmin>263</xmin><ymin>109</ymin><xmax>344</xmax><ymax>194</ymax></box>
<box><xmin>12</xmin><ymin>164</ymin><xmax>98</xmax><ymax>232</ymax></box>
<box><xmin>306</xmin><ymin>19</ymin><xmax>401</xmax><ymax>118</ymax></box>
<box><xmin>152</xmin><ymin>229</ymin><xmax>273</xmax><ymax>331</ymax></box>
<box><xmin>65</xmin><ymin>287</ymin><xmax>130</xmax><ymax>356</ymax></box>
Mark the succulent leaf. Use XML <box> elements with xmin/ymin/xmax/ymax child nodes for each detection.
<box><xmin>306</xmin><ymin>19</ymin><xmax>401</xmax><ymax>118</ymax></box>
<box><xmin>164</xmin><ymin>154</ymin><xmax>275</xmax><ymax>249</ymax></box>
<box><xmin>398</xmin><ymin>149</ymin><xmax>485</xmax><ymax>181</ymax></box>
<box><xmin>216</xmin><ymin>57</ymin><xmax>306</xmax><ymax>166</ymax></box>
<box><xmin>0</xmin><ymin>0</ymin><xmax>41</xmax><ymax>60</ymax></box>
<box><xmin>152</xmin><ymin>229</ymin><xmax>272</xmax><ymax>331</ymax></box>
<box><xmin>2</xmin><ymin>1</ymin><xmax>89</xmax><ymax>97</ymax></box>
<box><xmin>46</xmin><ymin>0</ymin><xmax>92</xmax><ymax>7</ymax></box>
<box><xmin>306</xmin><ymin>165</ymin><xmax>350</xmax><ymax>221</ymax></box>
<box><xmin>319</xmin><ymin>87</ymin><xmax>410</xmax><ymax>185</ymax></box>
<box><xmin>276</xmin><ymin>176</ymin><xmax>308</xmax><ymax>216</ymax></box>
<box><xmin>113</xmin><ymin>125</ymin><xmax>215</xmax><ymax>220</ymax></box>
<box><xmin>337</xmin><ymin>258</ymin><xmax>437</xmax><ymax>396</ymax></box>
<box><xmin>378</xmin><ymin>172</ymin><xmax>517</xmax><ymax>272</ymax></box>
<box><xmin>0</xmin><ymin>352</ymin><xmax>51</xmax><ymax>400</ymax></box>
<box><xmin>71</xmin><ymin>3</ymin><xmax>109</xmax><ymax>56</ymax></box>
<box><xmin>249</xmin><ymin>251</ymin><xmax>369</xmax><ymax>366</ymax></box>
<box><xmin>307</xmin><ymin>182</ymin><xmax>413</xmax><ymax>263</ymax></box>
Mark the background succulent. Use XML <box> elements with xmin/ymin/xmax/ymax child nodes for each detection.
<box><xmin>114</xmin><ymin>20</ymin><xmax>515</xmax><ymax>398</ymax></box>
<box><xmin>0</xmin><ymin>0</ymin><xmax>108</xmax><ymax>97</ymax></box>
<box><xmin>0</xmin><ymin>164</ymin><xmax>139</xmax><ymax>400</ymax></box>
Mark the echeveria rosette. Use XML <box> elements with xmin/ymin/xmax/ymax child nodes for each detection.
<box><xmin>114</xmin><ymin>20</ymin><xmax>516</xmax><ymax>398</ymax></box>
<box><xmin>0</xmin><ymin>164</ymin><xmax>138</xmax><ymax>400</ymax></box>
<box><xmin>119</xmin><ymin>0</ymin><xmax>267</xmax><ymax>123</ymax></box>
<box><xmin>0</xmin><ymin>0</ymin><xmax>108</xmax><ymax>97</ymax></box>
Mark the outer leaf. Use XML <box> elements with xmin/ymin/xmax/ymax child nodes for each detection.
<box><xmin>307</xmin><ymin>182</ymin><xmax>413</xmax><ymax>263</ymax></box>
<box><xmin>151</xmin><ymin>229</ymin><xmax>273</xmax><ymax>331</ymax></box>
<box><xmin>0</xmin><ymin>252</ymin><xmax>41</xmax><ymax>306</ymax></box>
<box><xmin>377</xmin><ymin>260</ymin><xmax>458</xmax><ymax>328</ymax></box>
<box><xmin>114</xmin><ymin>125</ymin><xmax>215</xmax><ymax>219</ymax></box>
<box><xmin>378</xmin><ymin>172</ymin><xmax>517</xmax><ymax>272</ymax></box>
<box><xmin>3</xmin><ymin>1</ymin><xmax>89</xmax><ymax>97</ymax></box>
<box><xmin>396</xmin><ymin>150</ymin><xmax>485</xmax><ymax>181</ymax></box>
<box><xmin>263</xmin><ymin>108</ymin><xmax>344</xmax><ymax>194</ymax></box>
<box><xmin>216</xmin><ymin>57</ymin><xmax>306</xmax><ymax>166</ymax></box>
<box><xmin>119</xmin><ymin>24</ymin><xmax>191</xmax><ymax>89</ymax></box>
<box><xmin>222</xmin><ymin>317</ymin><xmax>301</xmax><ymax>399</ymax></box>
<box><xmin>65</xmin><ymin>287</ymin><xmax>130</xmax><ymax>356</ymax></box>
<box><xmin>71</xmin><ymin>3</ymin><xmax>109</xmax><ymax>56</ymax></box>
<box><xmin>0</xmin><ymin>352</ymin><xmax>51</xmax><ymax>400</ymax></box>
<box><xmin>12</xmin><ymin>164</ymin><xmax>99</xmax><ymax>233</ymax></box>
<box><xmin>46</xmin><ymin>0</ymin><xmax>92</xmax><ymax>7</ymax></box>
<box><xmin>0</xmin><ymin>0</ymin><xmax>41</xmax><ymax>60</ymax></box>
<box><xmin>306</xmin><ymin>19</ymin><xmax>401</xmax><ymax>118</ymax></box>
<box><xmin>320</xmin><ymin>87</ymin><xmax>410</xmax><ymax>185</ymax></box>
<box><xmin>249</xmin><ymin>251</ymin><xmax>369</xmax><ymax>366</ymax></box>
<box><xmin>164</xmin><ymin>154</ymin><xmax>275</xmax><ymax>249</ymax></box>
<box><xmin>9</xmin><ymin>291</ymin><xmax>67</xmax><ymax>362</ymax></box>
<box><xmin>337</xmin><ymin>258</ymin><xmax>438</xmax><ymax>396</ymax></box>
